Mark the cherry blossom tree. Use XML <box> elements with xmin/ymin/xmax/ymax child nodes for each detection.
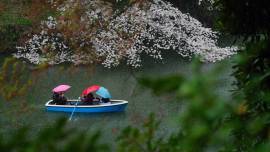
<box><xmin>14</xmin><ymin>0</ymin><xmax>238</xmax><ymax>68</ymax></box>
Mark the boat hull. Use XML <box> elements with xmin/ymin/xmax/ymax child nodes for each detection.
<box><xmin>45</xmin><ymin>100</ymin><xmax>128</xmax><ymax>113</ymax></box>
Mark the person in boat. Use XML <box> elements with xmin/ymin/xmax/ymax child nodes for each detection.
<box><xmin>52</xmin><ymin>92</ymin><xmax>67</xmax><ymax>105</ymax></box>
<box><xmin>101</xmin><ymin>98</ymin><xmax>110</xmax><ymax>103</ymax></box>
<box><xmin>93</xmin><ymin>97</ymin><xmax>101</xmax><ymax>104</ymax></box>
<box><xmin>81</xmin><ymin>93</ymin><xmax>101</xmax><ymax>105</ymax></box>
<box><xmin>81</xmin><ymin>93</ymin><xmax>94</xmax><ymax>104</ymax></box>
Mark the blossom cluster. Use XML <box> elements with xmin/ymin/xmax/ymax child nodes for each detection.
<box><xmin>14</xmin><ymin>0</ymin><xmax>238</xmax><ymax>68</ymax></box>
<box><xmin>14</xmin><ymin>16</ymin><xmax>72</xmax><ymax>64</ymax></box>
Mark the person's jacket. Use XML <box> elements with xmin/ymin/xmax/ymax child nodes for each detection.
<box><xmin>81</xmin><ymin>96</ymin><xmax>94</xmax><ymax>102</ymax></box>
<box><xmin>52</xmin><ymin>93</ymin><xmax>67</xmax><ymax>105</ymax></box>
<box><xmin>102</xmin><ymin>98</ymin><xmax>110</xmax><ymax>103</ymax></box>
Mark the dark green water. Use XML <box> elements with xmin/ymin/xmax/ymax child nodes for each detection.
<box><xmin>0</xmin><ymin>54</ymin><xmax>234</xmax><ymax>146</ymax></box>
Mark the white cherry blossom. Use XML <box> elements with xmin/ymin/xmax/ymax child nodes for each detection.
<box><xmin>14</xmin><ymin>0</ymin><xmax>238</xmax><ymax>68</ymax></box>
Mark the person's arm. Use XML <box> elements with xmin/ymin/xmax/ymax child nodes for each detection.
<box><xmin>52</xmin><ymin>94</ymin><xmax>58</xmax><ymax>100</ymax></box>
<box><xmin>96</xmin><ymin>97</ymin><xmax>101</xmax><ymax>101</ymax></box>
<box><xmin>81</xmin><ymin>97</ymin><xmax>86</xmax><ymax>102</ymax></box>
<box><xmin>63</xmin><ymin>96</ymin><xmax>67</xmax><ymax>102</ymax></box>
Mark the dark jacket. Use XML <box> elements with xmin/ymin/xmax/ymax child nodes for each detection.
<box><xmin>102</xmin><ymin>98</ymin><xmax>110</xmax><ymax>103</ymax></box>
<box><xmin>81</xmin><ymin>94</ymin><xmax>94</xmax><ymax>102</ymax></box>
<box><xmin>52</xmin><ymin>93</ymin><xmax>67</xmax><ymax>105</ymax></box>
<box><xmin>81</xmin><ymin>93</ymin><xmax>101</xmax><ymax>105</ymax></box>
<box><xmin>81</xmin><ymin>94</ymin><xmax>94</xmax><ymax>105</ymax></box>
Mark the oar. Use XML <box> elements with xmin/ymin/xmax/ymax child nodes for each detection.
<box><xmin>69</xmin><ymin>97</ymin><xmax>80</xmax><ymax>121</ymax></box>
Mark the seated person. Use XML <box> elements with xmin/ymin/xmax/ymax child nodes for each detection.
<box><xmin>52</xmin><ymin>92</ymin><xmax>67</xmax><ymax>105</ymax></box>
<box><xmin>81</xmin><ymin>93</ymin><xmax>95</xmax><ymax>105</ymax></box>
<box><xmin>101</xmin><ymin>98</ymin><xmax>110</xmax><ymax>103</ymax></box>
<box><xmin>93</xmin><ymin>97</ymin><xmax>101</xmax><ymax>105</ymax></box>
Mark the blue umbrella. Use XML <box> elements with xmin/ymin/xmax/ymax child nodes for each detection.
<box><xmin>96</xmin><ymin>87</ymin><xmax>112</xmax><ymax>98</ymax></box>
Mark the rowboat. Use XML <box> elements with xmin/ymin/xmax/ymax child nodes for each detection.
<box><xmin>45</xmin><ymin>99</ymin><xmax>128</xmax><ymax>113</ymax></box>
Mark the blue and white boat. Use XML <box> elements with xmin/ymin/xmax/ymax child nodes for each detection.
<box><xmin>45</xmin><ymin>100</ymin><xmax>128</xmax><ymax>113</ymax></box>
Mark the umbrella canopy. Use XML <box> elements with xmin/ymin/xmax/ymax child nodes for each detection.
<box><xmin>96</xmin><ymin>87</ymin><xmax>112</xmax><ymax>98</ymax></box>
<box><xmin>52</xmin><ymin>84</ymin><xmax>71</xmax><ymax>93</ymax></box>
<box><xmin>82</xmin><ymin>85</ymin><xmax>100</xmax><ymax>96</ymax></box>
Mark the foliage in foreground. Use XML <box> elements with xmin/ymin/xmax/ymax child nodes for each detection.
<box><xmin>0</xmin><ymin>58</ymin><xmax>32</xmax><ymax>100</ymax></box>
<box><xmin>1</xmin><ymin>60</ymin><xmax>269</xmax><ymax>152</ymax></box>
<box><xmin>137</xmin><ymin>61</ymin><xmax>237</xmax><ymax>152</ymax></box>
<box><xmin>0</xmin><ymin>118</ymin><xmax>109</xmax><ymax>152</ymax></box>
<box><xmin>119</xmin><ymin>60</ymin><xmax>234</xmax><ymax>152</ymax></box>
<box><xmin>213</xmin><ymin>0</ymin><xmax>270</xmax><ymax>151</ymax></box>
<box><xmin>118</xmin><ymin>57</ymin><xmax>270</xmax><ymax>152</ymax></box>
<box><xmin>230</xmin><ymin>40</ymin><xmax>270</xmax><ymax>151</ymax></box>
<box><xmin>1</xmin><ymin>0</ymin><xmax>270</xmax><ymax>151</ymax></box>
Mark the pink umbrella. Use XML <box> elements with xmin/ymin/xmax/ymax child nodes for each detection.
<box><xmin>52</xmin><ymin>84</ymin><xmax>71</xmax><ymax>93</ymax></box>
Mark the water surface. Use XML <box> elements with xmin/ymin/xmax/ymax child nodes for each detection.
<box><xmin>0</xmin><ymin>54</ymin><xmax>233</xmax><ymax>146</ymax></box>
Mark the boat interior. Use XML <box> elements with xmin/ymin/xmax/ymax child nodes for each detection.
<box><xmin>47</xmin><ymin>100</ymin><xmax>127</xmax><ymax>106</ymax></box>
